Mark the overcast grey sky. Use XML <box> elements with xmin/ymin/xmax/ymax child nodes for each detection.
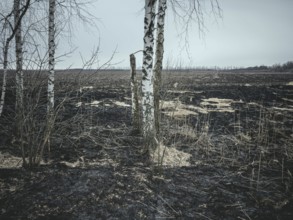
<box><xmin>56</xmin><ymin>0</ymin><xmax>293</xmax><ymax>69</ymax></box>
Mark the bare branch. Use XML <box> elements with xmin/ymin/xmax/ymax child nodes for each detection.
<box><xmin>168</xmin><ymin>0</ymin><xmax>222</xmax><ymax>60</ymax></box>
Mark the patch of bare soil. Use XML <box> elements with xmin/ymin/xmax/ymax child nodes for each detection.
<box><xmin>1</xmin><ymin>70</ymin><xmax>293</xmax><ymax>219</ymax></box>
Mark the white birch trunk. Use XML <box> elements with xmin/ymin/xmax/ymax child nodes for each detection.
<box><xmin>154</xmin><ymin>0</ymin><xmax>167</xmax><ymax>136</ymax></box>
<box><xmin>14</xmin><ymin>0</ymin><xmax>23</xmax><ymax>112</ymax></box>
<box><xmin>142</xmin><ymin>0</ymin><xmax>157</xmax><ymax>151</ymax></box>
<box><xmin>0</xmin><ymin>0</ymin><xmax>30</xmax><ymax>116</ymax></box>
<box><xmin>0</xmin><ymin>45</ymin><xmax>9</xmax><ymax>116</ymax></box>
<box><xmin>48</xmin><ymin>0</ymin><xmax>56</xmax><ymax>114</ymax></box>
<box><xmin>14</xmin><ymin>0</ymin><xmax>27</xmax><ymax>166</ymax></box>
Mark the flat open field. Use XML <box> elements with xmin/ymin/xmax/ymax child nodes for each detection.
<box><xmin>0</xmin><ymin>70</ymin><xmax>293</xmax><ymax>219</ymax></box>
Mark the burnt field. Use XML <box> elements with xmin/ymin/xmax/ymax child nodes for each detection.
<box><xmin>0</xmin><ymin>70</ymin><xmax>293</xmax><ymax>219</ymax></box>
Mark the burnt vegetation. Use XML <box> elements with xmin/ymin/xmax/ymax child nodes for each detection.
<box><xmin>0</xmin><ymin>68</ymin><xmax>293</xmax><ymax>219</ymax></box>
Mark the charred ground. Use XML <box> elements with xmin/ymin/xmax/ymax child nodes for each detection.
<box><xmin>0</xmin><ymin>70</ymin><xmax>293</xmax><ymax>219</ymax></box>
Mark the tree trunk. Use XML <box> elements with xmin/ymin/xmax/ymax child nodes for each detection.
<box><xmin>130</xmin><ymin>53</ymin><xmax>140</xmax><ymax>132</ymax></box>
<box><xmin>142</xmin><ymin>0</ymin><xmax>157</xmax><ymax>154</ymax></box>
<box><xmin>0</xmin><ymin>45</ymin><xmax>9</xmax><ymax>117</ymax></box>
<box><xmin>45</xmin><ymin>0</ymin><xmax>56</xmax><ymax>160</ymax></box>
<box><xmin>48</xmin><ymin>0</ymin><xmax>56</xmax><ymax>114</ymax></box>
<box><xmin>0</xmin><ymin>0</ymin><xmax>31</xmax><ymax>117</ymax></box>
<box><xmin>14</xmin><ymin>0</ymin><xmax>24</xmax><ymax>112</ymax></box>
<box><xmin>14</xmin><ymin>0</ymin><xmax>27</xmax><ymax>167</ymax></box>
<box><xmin>154</xmin><ymin>0</ymin><xmax>167</xmax><ymax>138</ymax></box>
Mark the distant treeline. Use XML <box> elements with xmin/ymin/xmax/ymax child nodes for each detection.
<box><xmin>245</xmin><ymin>61</ymin><xmax>293</xmax><ymax>72</ymax></box>
<box><xmin>1</xmin><ymin>61</ymin><xmax>293</xmax><ymax>73</ymax></box>
<box><xmin>164</xmin><ymin>61</ymin><xmax>293</xmax><ymax>72</ymax></box>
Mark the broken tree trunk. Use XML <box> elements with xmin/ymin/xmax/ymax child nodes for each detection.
<box><xmin>130</xmin><ymin>53</ymin><xmax>141</xmax><ymax>133</ymax></box>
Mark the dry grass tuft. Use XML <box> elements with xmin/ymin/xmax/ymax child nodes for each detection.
<box><xmin>152</xmin><ymin>143</ymin><xmax>191</xmax><ymax>167</ymax></box>
<box><xmin>0</xmin><ymin>152</ymin><xmax>22</xmax><ymax>168</ymax></box>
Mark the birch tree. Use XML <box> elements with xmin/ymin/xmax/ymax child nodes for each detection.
<box><xmin>154</xmin><ymin>0</ymin><xmax>167</xmax><ymax>137</ymax></box>
<box><xmin>14</xmin><ymin>0</ymin><xmax>24</xmax><ymax>113</ymax></box>
<box><xmin>0</xmin><ymin>0</ymin><xmax>31</xmax><ymax>117</ymax></box>
<box><xmin>48</xmin><ymin>0</ymin><xmax>55</xmax><ymax>115</ymax></box>
<box><xmin>153</xmin><ymin>0</ymin><xmax>221</xmax><ymax>135</ymax></box>
<box><xmin>141</xmin><ymin>0</ymin><xmax>158</xmax><ymax>154</ymax></box>
<box><xmin>141</xmin><ymin>0</ymin><xmax>221</xmax><ymax>158</ymax></box>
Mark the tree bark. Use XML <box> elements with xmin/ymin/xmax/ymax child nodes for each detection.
<box><xmin>154</xmin><ymin>0</ymin><xmax>167</xmax><ymax>138</ymax></box>
<box><xmin>14</xmin><ymin>0</ymin><xmax>24</xmax><ymax>113</ymax></box>
<box><xmin>14</xmin><ymin>0</ymin><xmax>24</xmax><ymax>166</ymax></box>
<box><xmin>142</xmin><ymin>0</ymin><xmax>157</xmax><ymax>153</ymax></box>
<box><xmin>0</xmin><ymin>45</ymin><xmax>9</xmax><ymax>116</ymax></box>
<box><xmin>130</xmin><ymin>53</ymin><xmax>140</xmax><ymax>132</ymax></box>
<box><xmin>48</xmin><ymin>0</ymin><xmax>56</xmax><ymax>114</ymax></box>
<box><xmin>0</xmin><ymin>0</ymin><xmax>31</xmax><ymax>117</ymax></box>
